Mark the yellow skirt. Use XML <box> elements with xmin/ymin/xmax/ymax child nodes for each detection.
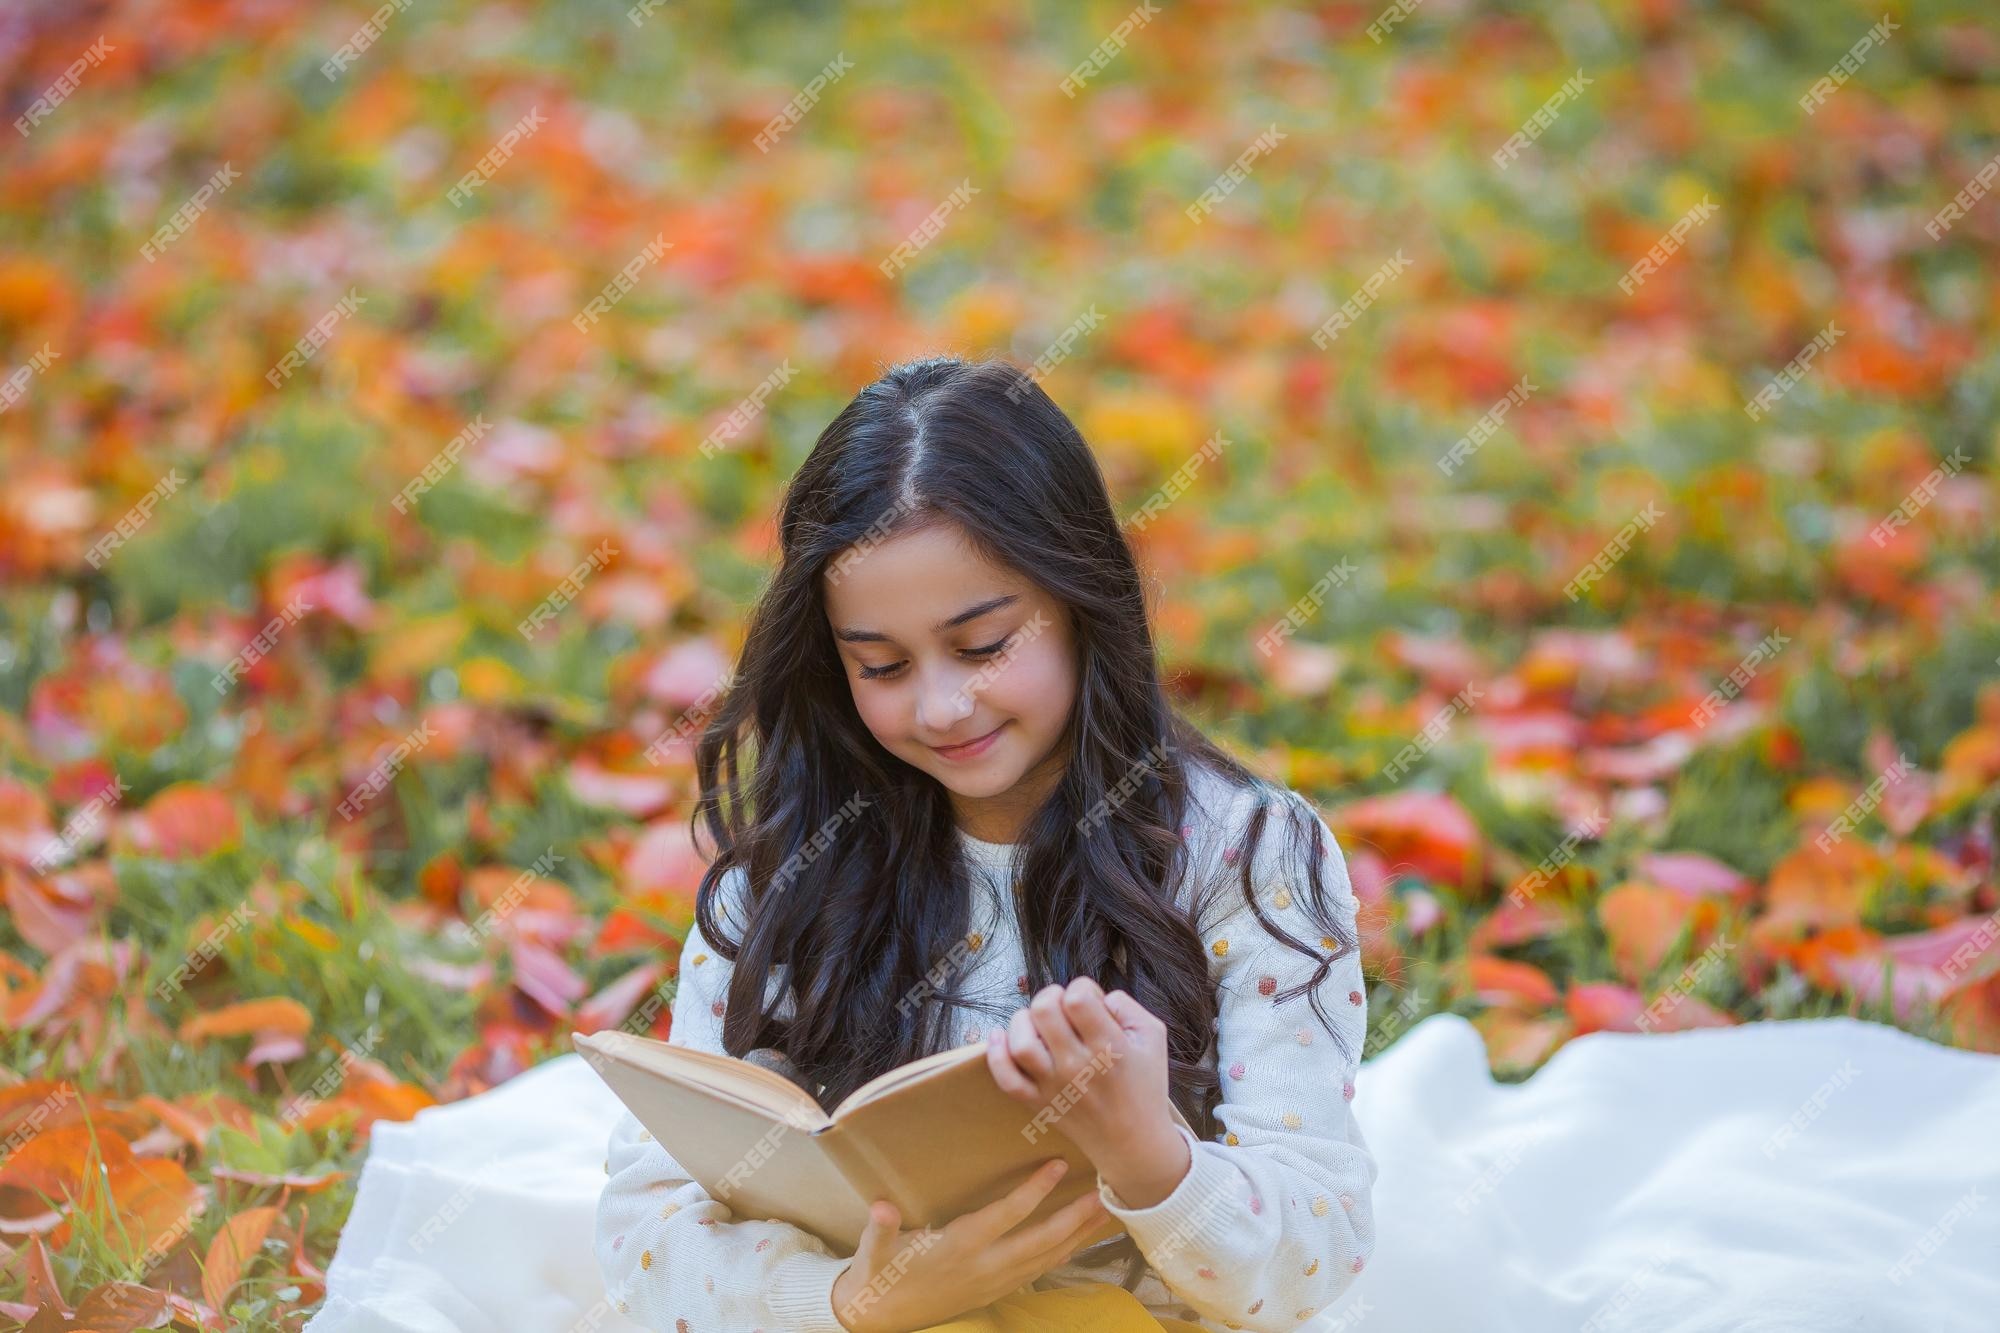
<box><xmin>913</xmin><ymin>1282</ymin><xmax>1208</xmax><ymax>1331</ymax></box>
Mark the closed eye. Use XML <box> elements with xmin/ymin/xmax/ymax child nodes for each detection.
<box><xmin>857</xmin><ymin>634</ymin><xmax>1013</xmax><ymax>681</ymax></box>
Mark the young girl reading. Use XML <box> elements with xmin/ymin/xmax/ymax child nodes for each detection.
<box><xmin>596</xmin><ymin>356</ymin><xmax>1377</xmax><ymax>1332</ymax></box>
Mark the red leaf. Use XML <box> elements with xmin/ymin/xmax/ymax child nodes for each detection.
<box><xmin>1864</xmin><ymin>731</ymin><xmax>1935</xmax><ymax>837</ymax></box>
<box><xmin>1633</xmin><ymin>851</ymin><xmax>1753</xmax><ymax>904</ymax></box>
<box><xmin>1813</xmin><ymin>916</ymin><xmax>2000</xmax><ymax>1024</ymax></box>
<box><xmin>620</xmin><ymin>820</ymin><xmax>707</xmax><ymax>919</ymax></box>
<box><xmin>1467</xmin><ymin>897</ymin><xmax>1572</xmax><ymax>952</ymax></box>
<box><xmin>636</xmin><ymin>637</ymin><xmax>733</xmax><ymax>713</ymax></box>
<box><xmin>18</xmin><ymin>1238</ymin><xmax>66</xmax><ymax>1317</ymax></box>
<box><xmin>574</xmin><ymin>960</ymin><xmax>667</xmax><ymax>1033</ymax></box>
<box><xmin>71</xmin><ymin>1282</ymin><xmax>169</xmax><ymax>1332</ymax></box>
<box><xmin>243</xmin><ymin>1031</ymin><xmax>309</xmax><ymax>1067</ymax></box>
<box><xmin>1638</xmin><ymin>992</ymin><xmax>1737</xmax><ymax>1032</ymax></box>
<box><xmin>209</xmin><ymin>1166</ymin><xmax>346</xmax><ymax>1193</ymax></box>
<box><xmin>1566</xmin><ymin>982</ymin><xmax>1646</xmax><ymax>1035</ymax></box>
<box><xmin>12</xmin><ymin>871</ymin><xmax>92</xmax><ymax>959</ymax></box>
<box><xmin>1260</xmin><ymin>639</ymin><xmax>1343</xmax><ymax>699</ymax></box>
<box><xmin>1579</xmin><ymin>732</ymin><xmax>1695</xmax><ymax>785</ymax></box>
<box><xmin>564</xmin><ymin>760</ymin><xmax>674</xmax><ymax>818</ymax></box>
<box><xmin>509</xmin><ymin>940</ymin><xmax>588</xmax><ymax>1017</ymax></box>
<box><xmin>1334</xmin><ymin>791</ymin><xmax>1484</xmax><ymax>892</ymax></box>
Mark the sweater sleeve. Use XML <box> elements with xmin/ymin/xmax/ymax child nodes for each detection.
<box><xmin>1094</xmin><ymin>791</ymin><xmax>1379</xmax><ymax>1331</ymax></box>
<box><xmin>593</xmin><ymin>868</ymin><xmax>856</xmax><ymax>1333</ymax></box>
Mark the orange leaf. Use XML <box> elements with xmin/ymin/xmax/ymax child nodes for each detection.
<box><xmin>201</xmin><ymin>1205</ymin><xmax>280</xmax><ymax>1311</ymax></box>
<box><xmin>593</xmin><ymin>904</ymin><xmax>682</xmax><ymax>956</ymax></box>
<box><xmin>1471</xmin><ymin>1008</ymin><xmax>1570</xmax><ymax>1075</ymax></box>
<box><xmin>417</xmin><ymin>851</ymin><xmax>464</xmax><ymax>908</ymax></box>
<box><xmin>119</xmin><ymin>783</ymin><xmax>241</xmax><ymax>860</ymax></box>
<box><xmin>102</xmin><ymin>1152</ymin><xmax>205</xmax><ymax>1264</ymax></box>
<box><xmin>1465</xmin><ymin>955</ymin><xmax>1559</xmax><ymax>1010</ymax></box>
<box><xmin>0</xmin><ymin>1123</ymin><xmax>97</xmax><ymax>1208</ymax></box>
<box><xmin>293</xmin><ymin>1077</ymin><xmax>436</xmax><ymax>1135</ymax></box>
<box><xmin>177</xmin><ymin>997</ymin><xmax>313</xmax><ymax>1043</ymax></box>
<box><xmin>0</xmin><ymin>1080</ymin><xmax>80</xmax><ymax>1139</ymax></box>
<box><xmin>0</xmin><ymin>775</ymin><xmax>55</xmax><ymax>863</ymax></box>
<box><xmin>1598</xmin><ymin>882</ymin><xmax>1709</xmax><ymax>984</ymax></box>
<box><xmin>1761</xmin><ymin>838</ymin><xmax>1887</xmax><ymax>936</ymax></box>
<box><xmin>1936</xmin><ymin>721</ymin><xmax>2000</xmax><ymax>812</ymax></box>
<box><xmin>1943</xmin><ymin>974</ymin><xmax>2000</xmax><ymax>1054</ymax></box>
<box><xmin>0</xmin><ymin>1126</ymin><xmax>203</xmax><ymax>1258</ymax></box>
<box><xmin>465</xmin><ymin>865</ymin><xmax>575</xmax><ymax>919</ymax></box>
<box><xmin>133</xmin><ymin>1094</ymin><xmax>210</xmax><ymax>1148</ymax></box>
<box><xmin>284</xmin><ymin>1205</ymin><xmax>327</xmax><ymax>1304</ymax></box>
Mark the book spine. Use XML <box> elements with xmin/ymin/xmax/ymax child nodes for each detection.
<box><xmin>814</xmin><ymin>1123</ymin><xmax>928</xmax><ymax>1225</ymax></box>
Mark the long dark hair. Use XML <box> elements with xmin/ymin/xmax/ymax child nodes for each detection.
<box><xmin>690</xmin><ymin>357</ymin><xmax>1357</xmax><ymax>1270</ymax></box>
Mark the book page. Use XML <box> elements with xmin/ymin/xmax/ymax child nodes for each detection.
<box><xmin>580</xmin><ymin>1031</ymin><xmax>830</xmax><ymax>1128</ymax></box>
<box><xmin>576</xmin><ymin>1032</ymin><xmax>873</xmax><ymax>1247</ymax></box>
<box><xmin>824</xmin><ymin>1043</ymin><xmax>1133</xmax><ymax>1245</ymax></box>
<box><xmin>832</xmin><ymin>1040</ymin><xmax>989</xmax><ymax>1118</ymax></box>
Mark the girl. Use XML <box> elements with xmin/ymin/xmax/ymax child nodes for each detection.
<box><xmin>596</xmin><ymin>356</ymin><xmax>1377</xmax><ymax>1332</ymax></box>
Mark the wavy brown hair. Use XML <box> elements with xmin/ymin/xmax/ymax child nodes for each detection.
<box><xmin>688</xmin><ymin>355</ymin><xmax>1358</xmax><ymax>1280</ymax></box>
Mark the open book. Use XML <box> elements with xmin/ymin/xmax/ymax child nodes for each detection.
<box><xmin>574</xmin><ymin>1029</ymin><xmax>1180</xmax><ymax>1255</ymax></box>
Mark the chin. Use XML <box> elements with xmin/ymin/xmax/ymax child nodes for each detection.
<box><xmin>930</xmin><ymin>760</ymin><xmax>1020</xmax><ymax>797</ymax></box>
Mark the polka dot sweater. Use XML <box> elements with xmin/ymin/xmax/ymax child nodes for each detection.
<box><xmin>595</xmin><ymin>764</ymin><xmax>1378</xmax><ymax>1331</ymax></box>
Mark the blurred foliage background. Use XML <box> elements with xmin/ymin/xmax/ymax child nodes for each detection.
<box><xmin>0</xmin><ymin>0</ymin><xmax>1997</xmax><ymax>1325</ymax></box>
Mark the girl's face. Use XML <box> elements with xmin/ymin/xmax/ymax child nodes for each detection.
<box><xmin>822</xmin><ymin>522</ymin><xmax>1077</xmax><ymax>831</ymax></box>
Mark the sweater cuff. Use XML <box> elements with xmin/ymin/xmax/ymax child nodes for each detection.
<box><xmin>1096</xmin><ymin>1123</ymin><xmax>1242</xmax><ymax>1259</ymax></box>
<box><xmin>767</xmin><ymin>1249</ymin><xmax>854</xmax><ymax>1333</ymax></box>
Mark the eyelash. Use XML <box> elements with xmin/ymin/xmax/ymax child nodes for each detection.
<box><xmin>858</xmin><ymin>635</ymin><xmax>1012</xmax><ymax>681</ymax></box>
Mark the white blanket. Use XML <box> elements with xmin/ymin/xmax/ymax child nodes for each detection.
<box><xmin>307</xmin><ymin>1014</ymin><xmax>1997</xmax><ymax>1332</ymax></box>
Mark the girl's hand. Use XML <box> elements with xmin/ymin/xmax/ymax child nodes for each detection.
<box><xmin>829</xmin><ymin>1158</ymin><xmax>1108</xmax><ymax>1333</ymax></box>
<box><xmin>986</xmin><ymin>977</ymin><xmax>1192</xmax><ymax>1210</ymax></box>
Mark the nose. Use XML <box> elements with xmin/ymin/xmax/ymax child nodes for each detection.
<box><xmin>914</xmin><ymin>663</ymin><xmax>976</xmax><ymax>737</ymax></box>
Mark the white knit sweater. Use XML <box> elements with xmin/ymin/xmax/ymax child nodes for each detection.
<box><xmin>594</xmin><ymin>763</ymin><xmax>1378</xmax><ymax>1332</ymax></box>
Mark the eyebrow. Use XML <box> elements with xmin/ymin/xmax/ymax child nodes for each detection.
<box><xmin>832</xmin><ymin>594</ymin><xmax>1020</xmax><ymax>644</ymax></box>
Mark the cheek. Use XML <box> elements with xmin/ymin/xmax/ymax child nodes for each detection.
<box><xmin>849</xmin><ymin>683</ymin><xmax>904</xmax><ymax>743</ymax></box>
<box><xmin>986</xmin><ymin>644</ymin><xmax>1075</xmax><ymax>728</ymax></box>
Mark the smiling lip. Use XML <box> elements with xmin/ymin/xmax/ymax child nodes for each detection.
<box><xmin>930</xmin><ymin>722</ymin><xmax>1006</xmax><ymax>760</ymax></box>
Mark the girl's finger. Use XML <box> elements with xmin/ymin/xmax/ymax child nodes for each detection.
<box><xmin>853</xmin><ymin>1199</ymin><xmax>899</xmax><ymax>1275</ymax></box>
<box><xmin>985</xmin><ymin>1030</ymin><xmax>1039</xmax><ymax>1100</ymax></box>
<box><xmin>1009</xmin><ymin>1203</ymin><xmax>1116</xmax><ymax>1280</ymax></box>
<box><xmin>990</xmin><ymin>1177</ymin><xmax>1107</xmax><ymax>1265</ymax></box>
<box><xmin>1028</xmin><ymin>983</ymin><xmax>1086</xmax><ymax>1066</ymax></box>
<box><xmin>958</xmin><ymin>1157</ymin><xmax>1069</xmax><ymax>1242</ymax></box>
<box><xmin>1060</xmin><ymin>978</ymin><xmax>1124</xmax><ymax>1051</ymax></box>
<box><xmin>1006</xmin><ymin>1006</ymin><xmax>1053</xmax><ymax>1080</ymax></box>
<box><xmin>1103</xmin><ymin>988</ymin><xmax>1156</xmax><ymax>1036</ymax></box>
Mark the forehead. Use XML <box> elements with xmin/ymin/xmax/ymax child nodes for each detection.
<box><xmin>821</xmin><ymin>523</ymin><xmax>1024</xmax><ymax>632</ymax></box>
